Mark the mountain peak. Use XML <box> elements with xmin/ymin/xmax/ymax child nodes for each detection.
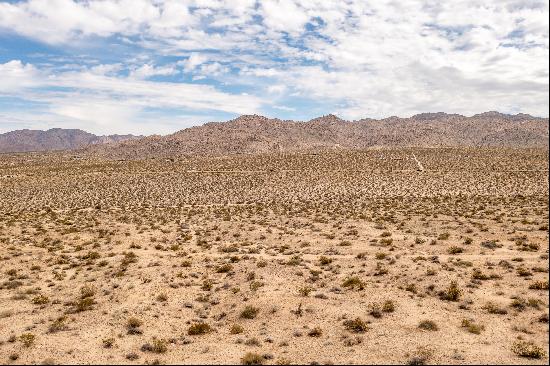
<box><xmin>232</xmin><ymin>114</ymin><xmax>271</xmax><ymax>124</ymax></box>
<box><xmin>308</xmin><ymin>114</ymin><xmax>345</xmax><ymax>124</ymax></box>
<box><xmin>412</xmin><ymin>112</ymin><xmax>458</xmax><ymax>120</ymax></box>
<box><xmin>473</xmin><ymin>111</ymin><xmax>507</xmax><ymax>118</ymax></box>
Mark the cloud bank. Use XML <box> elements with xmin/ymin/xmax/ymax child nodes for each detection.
<box><xmin>0</xmin><ymin>0</ymin><xmax>548</xmax><ymax>134</ymax></box>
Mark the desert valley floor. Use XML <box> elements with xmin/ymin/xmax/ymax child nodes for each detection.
<box><xmin>0</xmin><ymin>147</ymin><xmax>548</xmax><ymax>365</ymax></box>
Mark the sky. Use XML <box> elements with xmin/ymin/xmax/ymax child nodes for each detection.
<box><xmin>0</xmin><ymin>0</ymin><xmax>548</xmax><ymax>135</ymax></box>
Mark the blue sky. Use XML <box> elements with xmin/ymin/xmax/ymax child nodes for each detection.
<box><xmin>0</xmin><ymin>0</ymin><xmax>548</xmax><ymax>135</ymax></box>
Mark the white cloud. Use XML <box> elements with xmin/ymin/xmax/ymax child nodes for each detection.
<box><xmin>0</xmin><ymin>0</ymin><xmax>166</xmax><ymax>43</ymax></box>
<box><xmin>1</xmin><ymin>60</ymin><xmax>264</xmax><ymax>113</ymax></box>
<box><xmin>129</xmin><ymin>63</ymin><xmax>178</xmax><ymax>79</ymax></box>
<box><xmin>0</xmin><ymin>0</ymin><xmax>548</xmax><ymax>135</ymax></box>
<box><xmin>273</xmin><ymin>105</ymin><xmax>295</xmax><ymax>112</ymax></box>
<box><xmin>267</xmin><ymin>85</ymin><xmax>287</xmax><ymax>94</ymax></box>
<box><xmin>0</xmin><ymin>60</ymin><xmax>40</xmax><ymax>91</ymax></box>
<box><xmin>261</xmin><ymin>0</ymin><xmax>309</xmax><ymax>34</ymax></box>
<box><xmin>180</xmin><ymin>52</ymin><xmax>209</xmax><ymax>72</ymax></box>
<box><xmin>0</xmin><ymin>60</ymin><xmax>264</xmax><ymax>134</ymax></box>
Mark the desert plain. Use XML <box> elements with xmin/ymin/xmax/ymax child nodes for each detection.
<box><xmin>0</xmin><ymin>147</ymin><xmax>548</xmax><ymax>364</ymax></box>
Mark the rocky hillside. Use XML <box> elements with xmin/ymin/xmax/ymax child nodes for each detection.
<box><xmin>0</xmin><ymin>128</ymin><xmax>141</xmax><ymax>153</ymax></box>
<box><xmin>85</xmin><ymin>112</ymin><xmax>549</xmax><ymax>159</ymax></box>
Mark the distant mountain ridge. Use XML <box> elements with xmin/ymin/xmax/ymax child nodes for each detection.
<box><xmin>0</xmin><ymin>128</ymin><xmax>141</xmax><ymax>153</ymax></box>
<box><xmin>1</xmin><ymin>112</ymin><xmax>547</xmax><ymax>156</ymax></box>
<box><xmin>83</xmin><ymin>111</ymin><xmax>549</xmax><ymax>159</ymax></box>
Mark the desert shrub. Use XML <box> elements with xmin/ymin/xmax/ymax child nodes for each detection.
<box><xmin>102</xmin><ymin>338</ymin><xmax>115</xmax><ymax>348</ymax></box>
<box><xmin>216</xmin><ymin>263</ymin><xmax>233</xmax><ymax>273</ymax></box>
<box><xmin>31</xmin><ymin>294</ymin><xmax>49</xmax><ymax>305</ymax></box>
<box><xmin>406</xmin><ymin>346</ymin><xmax>433</xmax><ymax>365</ymax></box>
<box><xmin>461</xmin><ymin>319</ymin><xmax>484</xmax><ymax>334</ymax></box>
<box><xmin>127</xmin><ymin>317</ymin><xmax>143</xmax><ymax>335</ymax></box>
<box><xmin>83</xmin><ymin>251</ymin><xmax>100</xmax><ymax>260</ymax></box>
<box><xmin>48</xmin><ymin>316</ymin><xmax>68</xmax><ymax>333</ymax></box>
<box><xmin>379</xmin><ymin>238</ymin><xmax>393</xmax><ymax>246</ymax></box>
<box><xmin>286</xmin><ymin>255</ymin><xmax>302</xmax><ymax>266</ymax></box>
<box><xmin>481</xmin><ymin>240</ymin><xmax>501</xmax><ymax>249</ymax></box>
<box><xmin>188</xmin><ymin>322</ymin><xmax>212</xmax><ymax>335</ymax></box>
<box><xmin>244</xmin><ymin>337</ymin><xmax>260</xmax><ymax>346</ymax></box>
<box><xmin>529</xmin><ymin>280</ymin><xmax>549</xmax><ymax>290</ymax></box>
<box><xmin>418</xmin><ymin>320</ymin><xmax>438</xmax><ymax>331</ymax></box>
<box><xmin>80</xmin><ymin>285</ymin><xmax>95</xmax><ymax>299</ymax></box>
<box><xmin>201</xmin><ymin>279</ymin><xmax>213</xmax><ymax>291</ymax></box>
<box><xmin>517</xmin><ymin>267</ymin><xmax>533</xmax><ymax>277</ymax></box>
<box><xmin>249</xmin><ymin>281</ymin><xmax>264</xmax><ymax>291</ymax></box>
<box><xmin>342</xmin><ymin>276</ymin><xmax>364</xmax><ymax>290</ymax></box>
<box><xmin>241</xmin><ymin>352</ymin><xmax>265</xmax><ymax>365</ymax></box>
<box><xmin>511</xmin><ymin>298</ymin><xmax>528</xmax><ymax>311</ymax></box>
<box><xmin>382</xmin><ymin>300</ymin><xmax>395</xmax><ymax>313</ymax></box>
<box><xmin>472</xmin><ymin>269</ymin><xmax>490</xmax><ymax>280</ymax></box>
<box><xmin>511</xmin><ymin>341</ymin><xmax>546</xmax><ymax>359</ymax></box>
<box><xmin>483</xmin><ymin>302</ymin><xmax>508</xmax><ymax>315</ymax></box>
<box><xmin>515</xmin><ymin>239</ymin><xmax>539</xmax><ymax>252</ymax></box>
<box><xmin>156</xmin><ymin>293</ymin><xmax>168</xmax><ymax>302</ymax></box>
<box><xmin>125</xmin><ymin>352</ymin><xmax>139</xmax><ymax>360</ymax></box>
<box><xmin>368</xmin><ymin>303</ymin><xmax>383</xmax><ymax>318</ymax></box>
<box><xmin>374</xmin><ymin>262</ymin><xmax>389</xmax><ymax>276</ymax></box>
<box><xmin>439</xmin><ymin>281</ymin><xmax>461</xmax><ymax>301</ymax></box>
<box><xmin>448</xmin><ymin>246</ymin><xmax>464</xmax><ymax>254</ymax></box>
<box><xmin>240</xmin><ymin>305</ymin><xmax>260</xmax><ymax>319</ymax></box>
<box><xmin>438</xmin><ymin>233</ymin><xmax>450</xmax><ymax>240</ymax></box>
<box><xmin>343</xmin><ymin>318</ymin><xmax>368</xmax><ymax>333</ymax></box>
<box><xmin>141</xmin><ymin>338</ymin><xmax>167</xmax><ymax>353</ymax></box>
<box><xmin>405</xmin><ymin>283</ymin><xmax>417</xmax><ymax>294</ymax></box>
<box><xmin>230</xmin><ymin>324</ymin><xmax>244</xmax><ymax>334</ymax></box>
<box><xmin>308</xmin><ymin>327</ymin><xmax>323</xmax><ymax>337</ymax></box>
<box><xmin>74</xmin><ymin>297</ymin><xmax>94</xmax><ymax>312</ymax></box>
<box><xmin>19</xmin><ymin>333</ymin><xmax>35</xmax><ymax>347</ymax></box>
<box><xmin>298</xmin><ymin>286</ymin><xmax>313</xmax><ymax>297</ymax></box>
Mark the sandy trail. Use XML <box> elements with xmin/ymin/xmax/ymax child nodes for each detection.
<box><xmin>411</xmin><ymin>153</ymin><xmax>425</xmax><ymax>171</ymax></box>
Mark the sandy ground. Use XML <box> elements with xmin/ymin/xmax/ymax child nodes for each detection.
<box><xmin>0</xmin><ymin>148</ymin><xmax>548</xmax><ymax>365</ymax></box>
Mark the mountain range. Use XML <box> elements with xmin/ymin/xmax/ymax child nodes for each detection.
<box><xmin>1</xmin><ymin>112</ymin><xmax>548</xmax><ymax>156</ymax></box>
<box><xmin>85</xmin><ymin>111</ymin><xmax>548</xmax><ymax>158</ymax></box>
<box><xmin>0</xmin><ymin>128</ymin><xmax>141</xmax><ymax>153</ymax></box>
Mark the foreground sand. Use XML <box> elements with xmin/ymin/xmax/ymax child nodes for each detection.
<box><xmin>0</xmin><ymin>148</ymin><xmax>548</xmax><ymax>365</ymax></box>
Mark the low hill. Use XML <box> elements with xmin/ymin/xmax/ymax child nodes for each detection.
<box><xmin>0</xmin><ymin>128</ymin><xmax>141</xmax><ymax>153</ymax></box>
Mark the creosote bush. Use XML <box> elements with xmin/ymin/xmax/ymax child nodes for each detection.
<box><xmin>439</xmin><ymin>281</ymin><xmax>461</xmax><ymax>301</ymax></box>
<box><xmin>240</xmin><ymin>305</ymin><xmax>260</xmax><ymax>319</ymax></box>
<box><xmin>511</xmin><ymin>341</ymin><xmax>546</xmax><ymax>359</ymax></box>
<box><xmin>343</xmin><ymin>318</ymin><xmax>368</xmax><ymax>333</ymax></box>
<box><xmin>342</xmin><ymin>276</ymin><xmax>364</xmax><ymax>290</ymax></box>
<box><xmin>188</xmin><ymin>322</ymin><xmax>213</xmax><ymax>335</ymax></box>
<box><xmin>461</xmin><ymin>319</ymin><xmax>484</xmax><ymax>334</ymax></box>
<box><xmin>418</xmin><ymin>320</ymin><xmax>438</xmax><ymax>331</ymax></box>
<box><xmin>241</xmin><ymin>352</ymin><xmax>265</xmax><ymax>365</ymax></box>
